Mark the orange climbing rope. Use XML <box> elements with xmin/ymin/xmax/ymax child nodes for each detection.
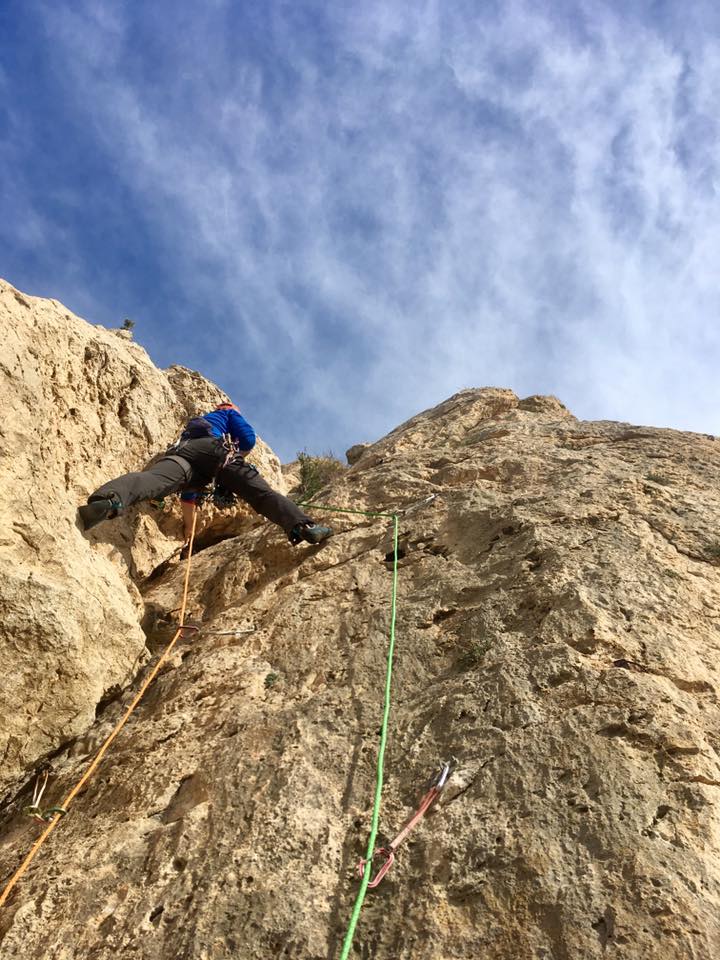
<box><xmin>0</xmin><ymin>506</ymin><xmax>199</xmax><ymax>909</ymax></box>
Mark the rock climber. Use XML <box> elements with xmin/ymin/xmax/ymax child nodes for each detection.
<box><xmin>77</xmin><ymin>402</ymin><xmax>333</xmax><ymax>547</ymax></box>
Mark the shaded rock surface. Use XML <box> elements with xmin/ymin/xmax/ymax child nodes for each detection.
<box><xmin>1</xmin><ymin>285</ymin><xmax>720</xmax><ymax>959</ymax></box>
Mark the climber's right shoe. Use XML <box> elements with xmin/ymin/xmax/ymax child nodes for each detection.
<box><xmin>78</xmin><ymin>494</ymin><xmax>122</xmax><ymax>531</ymax></box>
<box><xmin>289</xmin><ymin>522</ymin><xmax>334</xmax><ymax>545</ymax></box>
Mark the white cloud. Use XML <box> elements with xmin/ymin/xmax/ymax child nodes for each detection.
<box><xmin>8</xmin><ymin>0</ymin><xmax>720</xmax><ymax>455</ymax></box>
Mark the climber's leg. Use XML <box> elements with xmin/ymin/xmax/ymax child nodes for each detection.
<box><xmin>217</xmin><ymin>458</ymin><xmax>308</xmax><ymax>532</ymax></box>
<box><xmin>217</xmin><ymin>457</ymin><xmax>333</xmax><ymax>543</ymax></box>
<box><xmin>79</xmin><ymin>456</ymin><xmax>192</xmax><ymax>529</ymax></box>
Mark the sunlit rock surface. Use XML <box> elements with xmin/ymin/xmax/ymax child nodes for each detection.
<box><xmin>1</xmin><ymin>281</ymin><xmax>720</xmax><ymax>959</ymax></box>
<box><xmin>0</xmin><ymin>279</ymin><xmax>282</xmax><ymax>800</ymax></box>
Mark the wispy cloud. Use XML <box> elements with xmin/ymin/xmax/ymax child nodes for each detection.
<box><xmin>2</xmin><ymin>0</ymin><xmax>719</xmax><ymax>457</ymax></box>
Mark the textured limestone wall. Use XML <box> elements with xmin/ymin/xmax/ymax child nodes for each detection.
<box><xmin>0</xmin><ymin>280</ymin><xmax>282</xmax><ymax>801</ymax></box>
<box><xmin>1</xmin><ymin>285</ymin><xmax>720</xmax><ymax>959</ymax></box>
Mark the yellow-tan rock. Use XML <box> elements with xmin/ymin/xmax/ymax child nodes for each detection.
<box><xmin>0</xmin><ymin>279</ymin><xmax>282</xmax><ymax>802</ymax></box>
<box><xmin>1</xmin><ymin>283</ymin><xmax>720</xmax><ymax>959</ymax></box>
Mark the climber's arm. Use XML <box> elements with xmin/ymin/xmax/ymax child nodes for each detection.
<box><xmin>227</xmin><ymin>408</ymin><xmax>256</xmax><ymax>452</ymax></box>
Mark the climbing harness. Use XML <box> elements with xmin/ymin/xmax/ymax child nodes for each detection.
<box><xmin>167</xmin><ymin>425</ymin><xmax>238</xmax><ymax>478</ymax></box>
<box><xmin>166</xmin><ymin>431</ymin><xmax>242</xmax><ymax>512</ymax></box>
<box><xmin>0</xmin><ymin>506</ymin><xmax>200</xmax><ymax>909</ymax></box>
<box><xmin>356</xmin><ymin>762</ymin><xmax>451</xmax><ymax>888</ymax></box>
<box><xmin>196</xmin><ymin>483</ymin><xmax>237</xmax><ymax>510</ymax></box>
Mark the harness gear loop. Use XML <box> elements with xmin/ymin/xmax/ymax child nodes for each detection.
<box><xmin>356</xmin><ymin>762</ymin><xmax>451</xmax><ymax>888</ymax></box>
<box><xmin>216</xmin><ymin>433</ymin><xmax>238</xmax><ymax>473</ymax></box>
<box><xmin>184</xmin><ymin>434</ymin><xmax>239</xmax><ymax>511</ymax></box>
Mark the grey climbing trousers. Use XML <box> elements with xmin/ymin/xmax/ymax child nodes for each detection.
<box><xmin>89</xmin><ymin>437</ymin><xmax>311</xmax><ymax>535</ymax></box>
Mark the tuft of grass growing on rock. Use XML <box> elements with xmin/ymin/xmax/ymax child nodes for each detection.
<box><xmin>459</xmin><ymin>639</ymin><xmax>491</xmax><ymax>670</ymax></box>
<box><xmin>295</xmin><ymin>451</ymin><xmax>346</xmax><ymax>501</ymax></box>
<box><xmin>705</xmin><ymin>542</ymin><xmax>720</xmax><ymax>563</ymax></box>
<box><xmin>264</xmin><ymin>672</ymin><xmax>280</xmax><ymax>689</ymax></box>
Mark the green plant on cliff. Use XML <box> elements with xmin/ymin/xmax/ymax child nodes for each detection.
<box><xmin>295</xmin><ymin>451</ymin><xmax>346</xmax><ymax>500</ymax></box>
<box><xmin>459</xmin><ymin>638</ymin><xmax>491</xmax><ymax>670</ymax></box>
<box><xmin>705</xmin><ymin>542</ymin><xmax>720</xmax><ymax>562</ymax></box>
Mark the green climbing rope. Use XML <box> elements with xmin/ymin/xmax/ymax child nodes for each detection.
<box><xmin>341</xmin><ymin>513</ymin><xmax>399</xmax><ymax>959</ymax></box>
<box><xmin>302</xmin><ymin>502</ymin><xmax>400</xmax><ymax>959</ymax></box>
<box><xmin>299</xmin><ymin>501</ymin><xmax>396</xmax><ymax>519</ymax></box>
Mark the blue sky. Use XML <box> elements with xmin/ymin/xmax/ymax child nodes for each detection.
<box><xmin>1</xmin><ymin>0</ymin><xmax>719</xmax><ymax>460</ymax></box>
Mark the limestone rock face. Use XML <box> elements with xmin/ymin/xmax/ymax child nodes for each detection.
<box><xmin>0</xmin><ymin>280</ymin><xmax>282</xmax><ymax>801</ymax></box>
<box><xmin>2</xmin><ymin>289</ymin><xmax>720</xmax><ymax>959</ymax></box>
<box><xmin>345</xmin><ymin>442</ymin><xmax>370</xmax><ymax>465</ymax></box>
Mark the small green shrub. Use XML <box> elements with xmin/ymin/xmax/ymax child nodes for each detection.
<box><xmin>459</xmin><ymin>639</ymin><xmax>491</xmax><ymax>670</ymax></box>
<box><xmin>264</xmin><ymin>672</ymin><xmax>280</xmax><ymax>689</ymax></box>
<box><xmin>122</xmin><ymin>318</ymin><xmax>136</xmax><ymax>331</ymax></box>
<box><xmin>705</xmin><ymin>542</ymin><xmax>720</xmax><ymax>562</ymax></box>
<box><xmin>296</xmin><ymin>451</ymin><xmax>346</xmax><ymax>501</ymax></box>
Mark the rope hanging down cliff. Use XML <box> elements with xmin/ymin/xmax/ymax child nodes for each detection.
<box><xmin>299</xmin><ymin>502</ymin><xmax>403</xmax><ymax>960</ymax></box>
<box><xmin>2</xmin><ymin>494</ymin><xmax>438</xmax><ymax>960</ymax></box>
<box><xmin>0</xmin><ymin>506</ymin><xmax>200</xmax><ymax>909</ymax></box>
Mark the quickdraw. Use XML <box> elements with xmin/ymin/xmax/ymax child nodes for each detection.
<box><xmin>178</xmin><ymin>623</ymin><xmax>255</xmax><ymax>640</ymax></box>
<box><xmin>356</xmin><ymin>762</ymin><xmax>451</xmax><ymax>888</ymax></box>
<box><xmin>399</xmin><ymin>493</ymin><xmax>437</xmax><ymax>515</ymax></box>
<box><xmin>22</xmin><ymin>772</ymin><xmax>68</xmax><ymax>824</ymax></box>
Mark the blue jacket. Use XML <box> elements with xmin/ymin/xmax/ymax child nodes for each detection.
<box><xmin>200</xmin><ymin>408</ymin><xmax>256</xmax><ymax>451</ymax></box>
<box><xmin>179</xmin><ymin>408</ymin><xmax>256</xmax><ymax>504</ymax></box>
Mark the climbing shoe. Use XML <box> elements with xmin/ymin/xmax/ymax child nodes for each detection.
<box><xmin>289</xmin><ymin>522</ymin><xmax>334</xmax><ymax>545</ymax></box>
<box><xmin>78</xmin><ymin>494</ymin><xmax>122</xmax><ymax>531</ymax></box>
